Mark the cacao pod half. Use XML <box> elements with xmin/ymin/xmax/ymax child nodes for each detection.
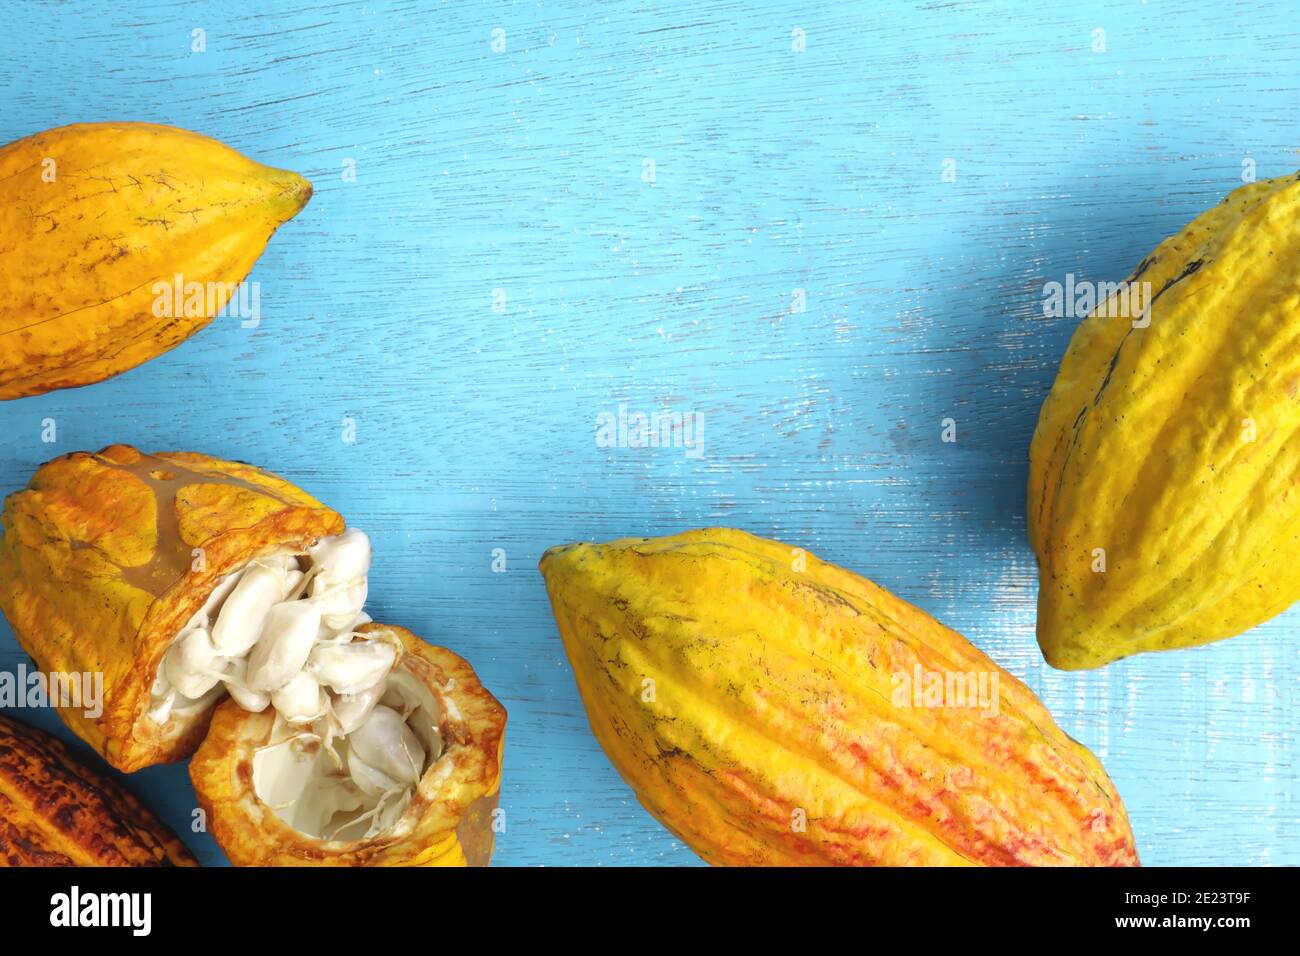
<box><xmin>0</xmin><ymin>713</ymin><xmax>196</xmax><ymax>866</ymax></box>
<box><xmin>0</xmin><ymin>444</ymin><xmax>342</xmax><ymax>770</ymax></box>
<box><xmin>0</xmin><ymin>122</ymin><xmax>311</xmax><ymax>400</ymax></box>
<box><xmin>191</xmin><ymin>624</ymin><xmax>506</xmax><ymax>867</ymax></box>
<box><xmin>541</xmin><ymin>528</ymin><xmax>1138</xmax><ymax>866</ymax></box>
<box><xmin>1029</xmin><ymin>171</ymin><xmax>1300</xmax><ymax>669</ymax></box>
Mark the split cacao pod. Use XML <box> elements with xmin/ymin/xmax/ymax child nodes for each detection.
<box><xmin>1029</xmin><ymin>171</ymin><xmax>1300</xmax><ymax>669</ymax></box>
<box><xmin>0</xmin><ymin>444</ymin><xmax>507</xmax><ymax>867</ymax></box>
<box><xmin>0</xmin><ymin>122</ymin><xmax>311</xmax><ymax>400</ymax></box>
<box><xmin>0</xmin><ymin>713</ymin><xmax>196</xmax><ymax>866</ymax></box>
<box><xmin>0</xmin><ymin>443</ymin><xmax>342</xmax><ymax>771</ymax></box>
<box><xmin>540</xmin><ymin>528</ymin><xmax>1138</xmax><ymax>866</ymax></box>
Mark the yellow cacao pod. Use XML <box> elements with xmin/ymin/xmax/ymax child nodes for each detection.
<box><xmin>0</xmin><ymin>713</ymin><xmax>196</xmax><ymax>866</ymax></box>
<box><xmin>0</xmin><ymin>444</ymin><xmax>342</xmax><ymax>771</ymax></box>
<box><xmin>0</xmin><ymin>122</ymin><xmax>311</xmax><ymax>399</ymax></box>
<box><xmin>1029</xmin><ymin>171</ymin><xmax>1300</xmax><ymax>669</ymax></box>
<box><xmin>0</xmin><ymin>444</ymin><xmax>507</xmax><ymax>867</ymax></box>
<box><xmin>190</xmin><ymin>624</ymin><xmax>506</xmax><ymax>867</ymax></box>
<box><xmin>541</xmin><ymin>528</ymin><xmax>1138</xmax><ymax>866</ymax></box>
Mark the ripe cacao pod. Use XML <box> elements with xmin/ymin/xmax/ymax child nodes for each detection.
<box><xmin>540</xmin><ymin>528</ymin><xmax>1138</xmax><ymax>866</ymax></box>
<box><xmin>190</xmin><ymin>623</ymin><xmax>506</xmax><ymax>867</ymax></box>
<box><xmin>0</xmin><ymin>713</ymin><xmax>196</xmax><ymax>866</ymax></box>
<box><xmin>0</xmin><ymin>122</ymin><xmax>311</xmax><ymax>400</ymax></box>
<box><xmin>0</xmin><ymin>444</ymin><xmax>342</xmax><ymax>771</ymax></box>
<box><xmin>1029</xmin><ymin>171</ymin><xmax>1300</xmax><ymax>669</ymax></box>
<box><xmin>0</xmin><ymin>444</ymin><xmax>507</xmax><ymax>867</ymax></box>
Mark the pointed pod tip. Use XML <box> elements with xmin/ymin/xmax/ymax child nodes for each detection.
<box><xmin>538</xmin><ymin>541</ymin><xmax>583</xmax><ymax>577</ymax></box>
<box><xmin>262</xmin><ymin>167</ymin><xmax>313</xmax><ymax>221</ymax></box>
<box><xmin>1036</xmin><ymin>627</ymin><xmax>1101</xmax><ymax>671</ymax></box>
<box><xmin>285</xmin><ymin>171</ymin><xmax>313</xmax><ymax>213</ymax></box>
<box><xmin>293</xmin><ymin>172</ymin><xmax>313</xmax><ymax>207</ymax></box>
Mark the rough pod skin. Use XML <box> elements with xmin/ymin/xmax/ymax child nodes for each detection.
<box><xmin>0</xmin><ymin>122</ymin><xmax>311</xmax><ymax>399</ymax></box>
<box><xmin>541</xmin><ymin>528</ymin><xmax>1138</xmax><ymax>866</ymax></box>
<box><xmin>0</xmin><ymin>713</ymin><xmax>196</xmax><ymax>866</ymax></box>
<box><xmin>0</xmin><ymin>444</ymin><xmax>343</xmax><ymax>771</ymax></box>
<box><xmin>190</xmin><ymin>624</ymin><xmax>506</xmax><ymax>866</ymax></box>
<box><xmin>1029</xmin><ymin>171</ymin><xmax>1300</xmax><ymax>669</ymax></box>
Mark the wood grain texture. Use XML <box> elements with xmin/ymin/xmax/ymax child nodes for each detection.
<box><xmin>0</xmin><ymin>0</ymin><xmax>1295</xmax><ymax>866</ymax></box>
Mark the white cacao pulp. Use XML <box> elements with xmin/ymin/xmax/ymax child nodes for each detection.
<box><xmin>246</xmin><ymin>601</ymin><xmax>322</xmax><ymax>693</ymax></box>
<box><xmin>148</xmin><ymin>531</ymin><xmax>444</xmax><ymax>840</ymax></box>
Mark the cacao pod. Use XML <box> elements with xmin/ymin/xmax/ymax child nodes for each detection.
<box><xmin>540</xmin><ymin>528</ymin><xmax>1138</xmax><ymax>866</ymax></box>
<box><xmin>190</xmin><ymin>623</ymin><xmax>506</xmax><ymax>867</ymax></box>
<box><xmin>0</xmin><ymin>122</ymin><xmax>311</xmax><ymax>400</ymax></box>
<box><xmin>0</xmin><ymin>444</ymin><xmax>507</xmax><ymax>866</ymax></box>
<box><xmin>0</xmin><ymin>713</ymin><xmax>196</xmax><ymax>866</ymax></box>
<box><xmin>1029</xmin><ymin>171</ymin><xmax>1300</xmax><ymax>669</ymax></box>
<box><xmin>0</xmin><ymin>444</ymin><xmax>342</xmax><ymax>771</ymax></box>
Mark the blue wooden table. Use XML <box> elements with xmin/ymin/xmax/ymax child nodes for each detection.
<box><xmin>1</xmin><ymin>0</ymin><xmax>1295</xmax><ymax>866</ymax></box>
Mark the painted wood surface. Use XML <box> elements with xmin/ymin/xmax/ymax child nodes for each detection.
<box><xmin>0</xmin><ymin>0</ymin><xmax>1295</xmax><ymax>866</ymax></box>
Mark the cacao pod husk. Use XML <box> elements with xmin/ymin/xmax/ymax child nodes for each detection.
<box><xmin>0</xmin><ymin>444</ymin><xmax>343</xmax><ymax>771</ymax></box>
<box><xmin>0</xmin><ymin>122</ymin><xmax>311</xmax><ymax>400</ymax></box>
<box><xmin>540</xmin><ymin>528</ymin><xmax>1138</xmax><ymax>866</ymax></box>
<box><xmin>1029</xmin><ymin>171</ymin><xmax>1300</xmax><ymax>669</ymax></box>
<box><xmin>0</xmin><ymin>713</ymin><xmax>197</xmax><ymax>866</ymax></box>
<box><xmin>190</xmin><ymin>623</ymin><xmax>506</xmax><ymax>867</ymax></box>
